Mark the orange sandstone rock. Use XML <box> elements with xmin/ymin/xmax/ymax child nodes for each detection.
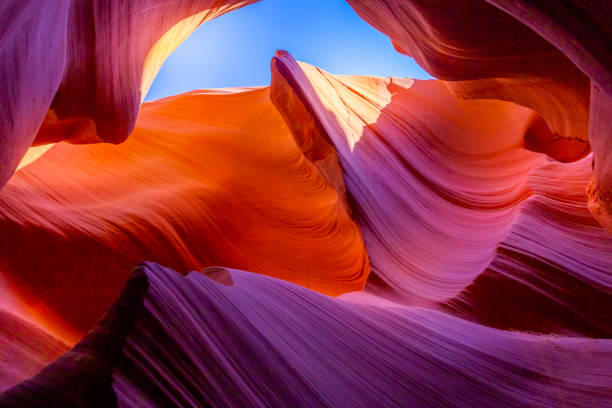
<box><xmin>0</xmin><ymin>87</ymin><xmax>369</xmax><ymax>332</ymax></box>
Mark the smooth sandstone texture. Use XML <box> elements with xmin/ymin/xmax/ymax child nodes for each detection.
<box><xmin>346</xmin><ymin>0</ymin><xmax>612</xmax><ymax>233</ymax></box>
<box><xmin>445</xmin><ymin>76</ymin><xmax>591</xmax><ymax>162</ymax></box>
<box><xmin>0</xmin><ymin>1</ymin><xmax>70</xmax><ymax>191</ymax></box>
<box><xmin>346</xmin><ymin>0</ymin><xmax>567</xmax><ymax>81</ymax></box>
<box><xmin>345</xmin><ymin>0</ymin><xmax>591</xmax><ymax>146</ymax></box>
<box><xmin>271</xmin><ymin>52</ymin><xmax>544</xmax><ymax>302</ymax></box>
<box><xmin>2</xmin><ymin>55</ymin><xmax>609</xmax><ymax>404</ymax></box>
<box><xmin>445</xmin><ymin>156</ymin><xmax>612</xmax><ymax>337</ymax></box>
<box><xmin>482</xmin><ymin>0</ymin><xmax>612</xmax><ymax>232</ymax></box>
<box><xmin>0</xmin><ymin>86</ymin><xmax>369</xmax><ymax>334</ymax></box>
<box><xmin>0</xmin><ymin>0</ymin><xmax>258</xmax><ymax>191</ymax></box>
<box><xmin>2</xmin><ymin>263</ymin><xmax>611</xmax><ymax>407</ymax></box>
<box><xmin>587</xmin><ymin>86</ymin><xmax>612</xmax><ymax>235</ymax></box>
<box><xmin>486</xmin><ymin>0</ymin><xmax>612</xmax><ymax>98</ymax></box>
<box><xmin>1</xmin><ymin>0</ymin><xmax>612</xmax><ymax>406</ymax></box>
<box><xmin>270</xmin><ymin>54</ymin><xmax>612</xmax><ymax>337</ymax></box>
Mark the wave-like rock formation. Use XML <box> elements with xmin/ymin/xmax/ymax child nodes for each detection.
<box><xmin>0</xmin><ymin>86</ymin><xmax>368</xmax><ymax>334</ymax></box>
<box><xmin>271</xmin><ymin>52</ymin><xmax>544</xmax><ymax>303</ymax></box>
<box><xmin>345</xmin><ymin>0</ymin><xmax>590</xmax><ymax>140</ymax></box>
<box><xmin>0</xmin><ymin>0</ymin><xmax>259</xmax><ymax>190</ymax></box>
<box><xmin>1</xmin><ymin>1</ymin><xmax>611</xmax><ymax>407</ymax></box>
<box><xmin>2</xmin><ymin>263</ymin><xmax>610</xmax><ymax>407</ymax></box>
<box><xmin>346</xmin><ymin>0</ymin><xmax>612</xmax><ymax>234</ymax></box>
<box><xmin>270</xmin><ymin>53</ymin><xmax>612</xmax><ymax>337</ymax></box>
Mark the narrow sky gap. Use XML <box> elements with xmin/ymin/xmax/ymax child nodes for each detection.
<box><xmin>145</xmin><ymin>0</ymin><xmax>432</xmax><ymax>101</ymax></box>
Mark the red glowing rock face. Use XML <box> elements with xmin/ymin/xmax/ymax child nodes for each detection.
<box><xmin>1</xmin><ymin>1</ymin><xmax>612</xmax><ymax>407</ymax></box>
<box><xmin>0</xmin><ymin>86</ymin><xmax>369</xmax><ymax>334</ymax></box>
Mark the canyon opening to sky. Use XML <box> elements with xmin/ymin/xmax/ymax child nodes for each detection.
<box><xmin>0</xmin><ymin>1</ymin><xmax>611</xmax><ymax>407</ymax></box>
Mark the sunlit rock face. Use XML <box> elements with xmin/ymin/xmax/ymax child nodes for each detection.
<box><xmin>0</xmin><ymin>0</ymin><xmax>258</xmax><ymax>190</ymax></box>
<box><xmin>346</xmin><ymin>0</ymin><xmax>612</xmax><ymax>234</ymax></box>
<box><xmin>1</xmin><ymin>0</ymin><xmax>612</xmax><ymax>407</ymax></box>
<box><xmin>271</xmin><ymin>52</ymin><xmax>544</xmax><ymax>301</ymax></box>
<box><xmin>0</xmin><ymin>87</ymin><xmax>369</xmax><ymax>334</ymax></box>
<box><xmin>345</xmin><ymin>0</ymin><xmax>591</xmax><ymax>143</ymax></box>
<box><xmin>271</xmin><ymin>53</ymin><xmax>612</xmax><ymax>337</ymax></box>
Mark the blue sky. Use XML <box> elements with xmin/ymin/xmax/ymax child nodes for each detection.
<box><xmin>145</xmin><ymin>0</ymin><xmax>432</xmax><ymax>100</ymax></box>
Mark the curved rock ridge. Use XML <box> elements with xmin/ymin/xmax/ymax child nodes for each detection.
<box><xmin>344</xmin><ymin>0</ymin><xmax>590</xmax><ymax>141</ymax></box>
<box><xmin>0</xmin><ymin>86</ymin><xmax>369</xmax><ymax>334</ymax></box>
<box><xmin>485</xmin><ymin>3</ymin><xmax>612</xmax><ymax>223</ymax></box>
<box><xmin>587</xmin><ymin>86</ymin><xmax>612</xmax><ymax>236</ymax></box>
<box><xmin>0</xmin><ymin>1</ymin><xmax>70</xmax><ymax>193</ymax></box>
<box><xmin>481</xmin><ymin>2</ymin><xmax>612</xmax><ymax>228</ymax></box>
<box><xmin>345</xmin><ymin>0</ymin><xmax>612</xmax><ymax>233</ymax></box>
<box><xmin>270</xmin><ymin>53</ymin><xmax>543</xmax><ymax>300</ymax></box>
<box><xmin>346</xmin><ymin>0</ymin><xmax>569</xmax><ymax>81</ymax></box>
<box><xmin>0</xmin><ymin>0</ymin><xmax>259</xmax><ymax>191</ymax></box>
<box><xmin>486</xmin><ymin>0</ymin><xmax>612</xmax><ymax>99</ymax></box>
<box><xmin>346</xmin><ymin>0</ymin><xmax>589</xmax><ymax>138</ymax></box>
<box><xmin>445</xmin><ymin>76</ymin><xmax>591</xmax><ymax>162</ymax></box>
<box><xmin>1</xmin><ymin>0</ymin><xmax>611</xmax><ymax>402</ymax></box>
<box><xmin>270</xmin><ymin>53</ymin><xmax>612</xmax><ymax>336</ymax></box>
<box><xmin>445</xmin><ymin>157</ymin><xmax>612</xmax><ymax>337</ymax></box>
<box><xmin>1</xmin><ymin>262</ymin><xmax>610</xmax><ymax>407</ymax></box>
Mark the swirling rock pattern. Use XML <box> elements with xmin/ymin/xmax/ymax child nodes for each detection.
<box><xmin>0</xmin><ymin>1</ymin><xmax>70</xmax><ymax>192</ymax></box>
<box><xmin>2</xmin><ymin>263</ymin><xmax>610</xmax><ymax>407</ymax></box>
<box><xmin>445</xmin><ymin>157</ymin><xmax>612</xmax><ymax>337</ymax></box>
<box><xmin>588</xmin><ymin>86</ymin><xmax>612</xmax><ymax>235</ymax></box>
<box><xmin>0</xmin><ymin>87</ymin><xmax>368</xmax><ymax>334</ymax></box>
<box><xmin>345</xmin><ymin>0</ymin><xmax>590</xmax><ymax>138</ymax></box>
<box><xmin>486</xmin><ymin>0</ymin><xmax>612</xmax><ymax>98</ymax></box>
<box><xmin>1</xmin><ymin>0</ymin><xmax>612</xmax><ymax>407</ymax></box>
<box><xmin>0</xmin><ymin>0</ymin><xmax>258</xmax><ymax>190</ymax></box>
<box><xmin>272</xmin><ymin>52</ymin><xmax>545</xmax><ymax>302</ymax></box>
<box><xmin>346</xmin><ymin>0</ymin><xmax>612</xmax><ymax>234</ymax></box>
<box><xmin>270</xmin><ymin>53</ymin><xmax>612</xmax><ymax>337</ymax></box>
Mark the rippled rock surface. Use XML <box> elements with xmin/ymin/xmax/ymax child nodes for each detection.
<box><xmin>1</xmin><ymin>1</ymin><xmax>611</xmax><ymax>407</ymax></box>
